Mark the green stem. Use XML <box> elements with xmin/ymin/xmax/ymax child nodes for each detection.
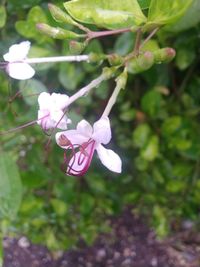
<box><xmin>101</xmin><ymin>83</ymin><xmax>122</xmax><ymax>117</ymax></box>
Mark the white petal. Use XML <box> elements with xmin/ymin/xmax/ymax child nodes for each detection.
<box><xmin>37</xmin><ymin>110</ymin><xmax>53</xmax><ymax>130</ymax></box>
<box><xmin>76</xmin><ymin>120</ymin><xmax>93</xmax><ymax>138</ymax></box>
<box><xmin>92</xmin><ymin>116</ymin><xmax>111</xmax><ymax>144</ymax></box>
<box><xmin>3</xmin><ymin>41</ymin><xmax>31</xmax><ymax>62</ymax></box>
<box><xmin>7</xmin><ymin>63</ymin><xmax>35</xmax><ymax>80</ymax></box>
<box><xmin>96</xmin><ymin>144</ymin><xmax>122</xmax><ymax>173</ymax></box>
<box><xmin>38</xmin><ymin>92</ymin><xmax>51</xmax><ymax>109</ymax></box>
<box><xmin>37</xmin><ymin>109</ymin><xmax>49</xmax><ymax>124</ymax></box>
<box><xmin>50</xmin><ymin>109</ymin><xmax>69</xmax><ymax>130</ymax></box>
<box><xmin>56</xmin><ymin>130</ymin><xmax>89</xmax><ymax>148</ymax></box>
<box><xmin>51</xmin><ymin>93</ymin><xmax>69</xmax><ymax>110</ymax></box>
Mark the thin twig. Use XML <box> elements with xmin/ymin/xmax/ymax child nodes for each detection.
<box><xmin>139</xmin><ymin>27</ymin><xmax>159</xmax><ymax>49</ymax></box>
<box><xmin>86</xmin><ymin>27</ymin><xmax>133</xmax><ymax>41</ymax></box>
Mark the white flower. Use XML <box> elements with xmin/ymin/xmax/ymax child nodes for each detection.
<box><xmin>56</xmin><ymin>116</ymin><xmax>122</xmax><ymax>176</ymax></box>
<box><xmin>3</xmin><ymin>41</ymin><xmax>35</xmax><ymax>80</ymax></box>
<box><xmin>37</xmin><ymin>92</ymin><xmax>71</xmax><ymax>131</ymax></box>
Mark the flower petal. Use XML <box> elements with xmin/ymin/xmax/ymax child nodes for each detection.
<box><xmin>37</xmin><ymin>110</ymin><xmax>52</xmax><ymax>130</ymax></box>
<box><xmin>96</xmin><ymin>144</ymin><xmax>122</xmax><ymax>173</ymax></box>
<box><xmin>92</xmin><ymin>116</ymin><xmax>111</xmax><ymax>144</ymax></box>
<box><xmin>56</xmin><ymin>130</ymin><xmax>89</xmax><ymax>148</ymax></box>
<box><xmin>7</xmin><ymin>63</ymin><xmax>35</xmax><ymax>80</ymax></box>
<box><xmin>38</xmin><ymin>92</ymin><xmax>51</xmax><ymax>109</ymax></box>
<box><xmin>51</xmin><ymin>93</ymin><xmax>69</xmax><ymax>110</ymax></box>
<box><xmin>50</xmin><ymin>109</ymin><xmax>69</xmax><ymax>130</ymax></box>
<box><xmin>3</xmin><ymin>41</ymin><xmax>31</xmax><ymax>62</ymax></box>
<box><xmin>76</xmin><ymin>120</ymin><xmax>93</xmax><ymax>138</ymax></box>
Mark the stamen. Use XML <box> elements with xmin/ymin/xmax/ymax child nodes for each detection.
<box><xmin>62</xmin><ymin>139</ymin><xmax>96</xmax><ymax>176</ymax></box>
<box><xmin>0</xmin><ymin>114</ymin><xmax>49</xmax><ymax>135</ymax></box>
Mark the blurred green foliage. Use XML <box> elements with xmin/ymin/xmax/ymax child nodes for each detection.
<box><xmin>0</xmin><ymin>0</ymin><xmax>200</xmax><ymax>251</ymax></box>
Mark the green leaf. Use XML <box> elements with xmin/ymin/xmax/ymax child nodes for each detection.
<box><xmin>141</xmin><ymin>39</ymin><xmax>160</xmax><ymax>52</ymax></box>
<box><xmin>153</xmin><ymin>206</ymin><xmax>169</xmax><ymax>237</ymax></box>
<box><xmin>138</xmin><ymin>0</ymin><xmax>151</xmax><ymax>9</ymax></box>
<box><xmin>64</xmin><ymin>0</ymin><xmax>147</xmax><ymax>30</ymax></box>
<box><xmin>165</xmin><ymin>0</ymin><xmax>200</xmax><ymax>32</ymax></box>
<box><xmin>19</xmin><ymin>79</ymin><xmax>48</xmax><ymax>106</ymax></box>
<box><xmin>132</xmin><ymin>123</ymin><xmax>152</xmax><ymax>148</ymax></box>
<box><xmin>114</xmin><ymin>32</ymin><xmax>135</xmax><ymax>56</ymax></box>
<box><xmin>58</xmin><ymin>63</ymin><xmax>84</xmax><ymax>91</ymax></box>
<box><xmin>175</xmin><ymin>48</ymin><xmax>195</xmax><ymax>70</ymax></box>
<box><xmin>0</xmin><ymin>152</ymin><xmax>22</xmax><ymax>219</ymax></box>
<box><xmin>0</xmin><ymin>5</ymin><xmax>6</xmax><ymax>28</ymax></box>
<box><xmin>141</xmin><ymin>135</ymin><xmax>159</xmax><ymax>161</ymax></box>
<box><xmin>141</xmin><ymin>90</ymin><xmax>162</xmax><ymax>117</ymax></box>
<box><xmin>15</xmin><ymin>6</ymin><xmax>49</xmax><ymax>43</ymax></box>
<box><xmin>166</xmin><ymin>180</ymin><xmax>185</xmax><ymax>193</ymax></box>
<box><xmin>161</xmin><ymin>116</ymin><xmax>182</xmax><ymax>136</ymax></box>
<box><xmin>51</xmin><ymin>199</ymin><xmax>68</xmax><ymax>216</ymax></box>
<box><xmin>147</xmin><ymin>0</ymin><xmax>193</xmax><ymax>26</ymax></box>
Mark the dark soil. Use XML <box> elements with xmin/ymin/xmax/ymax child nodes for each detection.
<box><xmin>3</xmin><ymin>209</ymin><xmax>200</xmax><ymax>267</ymax></box>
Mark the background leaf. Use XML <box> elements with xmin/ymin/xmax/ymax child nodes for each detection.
<box><xmin>147</xmin><ymin>0</ymin><xmax>193</xmax><ymax>25</ymax></box>
<box><xmin>64</xmin><ymin>0</ymin><xmax>146</xmax><ymax>29</ymax></box>
<box><xmin>0</xmin><ymin>5</ymin><xmax>7</xmax><ymax>28</ymax></box>
<box><xmin>0</xmin><ymin>152</ymin><xmax>22</xmax><ymax>219</ymax></box>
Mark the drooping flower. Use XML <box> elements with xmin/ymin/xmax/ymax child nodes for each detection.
<box><xmin>56</xmin><ymin>116</ymin><xmax>122</xmax><ymax>176</ymax></box>
<box><xmin>37</xmin><ymin>92</ymin><xmax>71</xmax><ymax>131</ymax></box>
<box><xmin>3</xmin><ymin>41</ymin><xmax>35</xmax><ymax>80</ymax></box>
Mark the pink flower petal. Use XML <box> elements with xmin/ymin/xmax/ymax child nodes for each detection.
<box><xmin>77</xmin><ymin>120</ymin><xmax>93</xmax><ymax>138</ymax></box>
<box><xmin>56</xmin><ymin>130</ymin><xmax>89</xmax><ymax>148</ymax></box>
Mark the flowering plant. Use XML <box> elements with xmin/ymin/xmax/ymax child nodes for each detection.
<box><xmin>0</xmin><ymin>0</ymin><xmax>198</xmax><ymax>251</ymax></box>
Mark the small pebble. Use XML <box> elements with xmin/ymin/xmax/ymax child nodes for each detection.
<box><xmin>96</xmin><ymin>249</ymin><xmax>106</xmax><ymax>262</ymax></box>
<box><xmin>113</xmin><ymin>251</ymin><xmax>121</xmax><ymax>260</ymax></box>
<box><xmin>121</xmin><ymin>257</ymin><xmax>132</xmax><ymax>266</ymax></box>
<box><xmin>18</xmin><ymin>237</ymin><xmax>30</xmax><ymax>248</ymax></box>
<box><xmin>151</xmin><ymin>257</ymin><xmax>158</xmax><ymax>267</ymax></box>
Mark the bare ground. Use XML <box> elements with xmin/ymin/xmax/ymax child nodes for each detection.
<box><xmin>3</xmin><ymin>209</ymin><xmax>200</xmax><ymax>267</ymax></box>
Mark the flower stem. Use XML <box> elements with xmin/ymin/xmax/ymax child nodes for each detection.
<box><xmin>24</xmin><ymin>55</ymin><xmax>90</xmax><ymax>64</ymax></box>
<box><xmin>0</xmin><ymin>115</ymin><xmax>49</xmax><ymax>135</ymax></box>
<box><xmin>87</xmin><ymin>27</ymin><xmax>133</xmax><ymax>41</ymax></box>
<box><xmin>67</xmin><ymin>67</ymin><xmax>117</xmax><ymax>106</ymax></box>
<box><xmin>133</xmin><ymin>28</ymin><xmax>142</xmax><ymax>56</ymax></box>
<box><xmin>102</xmin><ymin>70</ymin><xmax>127</xmax><ymax>117</ymax></box>
<box><xmin>139</xmin><ymin>27</ymin><xmax>159</xmax><ymax>49</ymax></box>
<box><xmin>101</xmin><ymin>83</ymin><xmax>122</xmax><ymax>117</ymax></box>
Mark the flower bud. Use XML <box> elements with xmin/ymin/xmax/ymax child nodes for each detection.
<box><xmin>36</xmin><ymin>23</ymin><xmax>83</xmax><ymax>40</ymax></box>
<box><xmin>107</xmin><ymin>54</ymin><xmax>123</xmax><ymax>66</ymax></box>
<box><xmin>116</xmin><ymin>69</ymin><xmax>128</xmax><ymax>90</ymax></box>
<box><xmin>48</xmin><ymin>4</ymin><xmax>78</xmax><ymax>26</ymax></box>
<box><xmin>69</xmin><ymin>41</ymin><xmax>86</xmax><ymax>54</ymax></box>
<box><xmin>127</xmin><ymin>51</ymin><xmax>154</xmax><ymax>74</ymax></box>
<box><xmin>153</xmin><ymin>48</ymin><xmax>176</xmax><ymax>64</ymax></box>
<box><xmin>88</xmin><ymin>52</ymin><xmax>106</xmax><ymax>63</ymax></box>
<box><xmin>102</xmin><ymin>67</ymin><xmax>118</xmax><ymax>79</ymax></box>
